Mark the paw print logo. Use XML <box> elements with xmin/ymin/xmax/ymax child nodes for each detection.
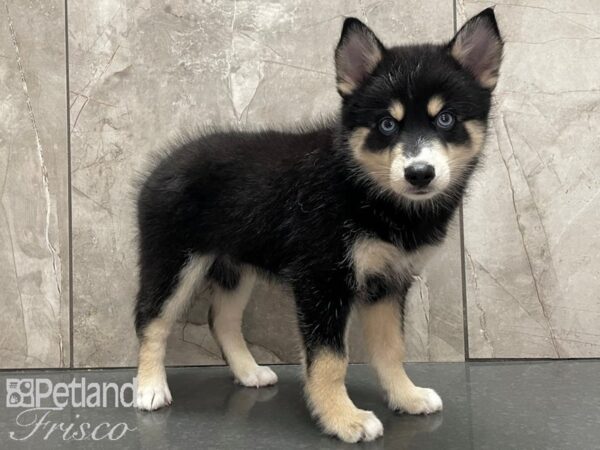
<box><xmin>6</xmin><ymin>379</ymin><xmax>35</xmax><ymax>408</ymax></box>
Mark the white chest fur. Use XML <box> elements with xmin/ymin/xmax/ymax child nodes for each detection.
<box><xmin>351</xmin><ymin>237</ymin><xmax>437</xmax><ymax>286</ymax></box>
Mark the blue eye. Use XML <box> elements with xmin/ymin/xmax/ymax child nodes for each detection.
<box><xmin>378</xmin><ymin>117</ymin><xmax>398</xmax><ymax>135</ymax></box>
<box><xmin>435</xmin><ymin>111</ymin><xmax>456</xmax><ymax>130</ymax></box>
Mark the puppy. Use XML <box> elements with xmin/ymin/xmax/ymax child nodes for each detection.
<box><xmin>134</xmin><ymin>8</ymin><xmax>503</xmax><ymax>443</ymax></box>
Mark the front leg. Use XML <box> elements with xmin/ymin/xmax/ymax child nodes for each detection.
<box><xmin>358</xmin><ymin>298</ymin><xmax>443</xmax><ymax>414</ymax></box>
<box><xmin>294</xmin><ymin>281</ymin><xmax>384</xmax><ymax>443</ymax></box>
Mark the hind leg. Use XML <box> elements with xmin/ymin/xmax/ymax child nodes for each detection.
<box><xmin>135</xmin><ymin>254</ymin><xmax>213</xmax><ymax>410</ymax></box>
<box><xmin>208</xmin><ymin>258</ymin><xmax>277</xmax><ymax>387</ymax></box>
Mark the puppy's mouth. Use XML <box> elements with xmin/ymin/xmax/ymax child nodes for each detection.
<box><xmin>402</xmin><ymin>186</ymin><xmax>438</xmax><ymax>200</ymax></box>
<box><xmin>408</xmin><ymin>187</ymin><xmax>432</xmax><ymax>195</ymax></box>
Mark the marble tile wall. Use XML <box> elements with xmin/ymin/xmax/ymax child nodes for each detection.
<box><xmin>0</xmin><ymin>0</ymin><xmax>69</xmax><ymax>368</ymax></box>
<box><xmin>1</xmin><ymin>0</ymin><xmax>598</xmax><ymax>368</ymax></box>
<box><xmin>460</xmin><ymin>0</ymin><xmax>600</xmax><ymax>357</ymax></box>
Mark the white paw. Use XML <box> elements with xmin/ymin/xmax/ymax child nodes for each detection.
<box><xmin>235</xmin><ymin>366</ymin><xmax>278</xmax><ymax>388</ymax></box>
<box><xmin>136</xmin><ymin>376</ymin><xmax>172</xmax><ymax>411</ymax></box>
<box><xmin>392</xmin><ymin>387</ymin><xmax>443</xmax><ymax>415</ymax></box>
<box><xmin>323</xmin><ymin>409</ymin><xmax>384</xmax><ymax>443</ymax></box>
<box><xmin>359</xmin><ymin>411</ymin><xmax>385</xmax><ymax>441</ymax></box>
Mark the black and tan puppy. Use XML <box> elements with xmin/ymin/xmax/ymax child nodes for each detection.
<box><xmin>134</xmin><ymin>9</ymin><xmax>503</xmax><ymax>442</ymax></box>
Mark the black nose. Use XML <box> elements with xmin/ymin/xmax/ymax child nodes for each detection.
<box><xmin>404</xmin><ymin>163</ymin><xmax>435</xmax><ymax>188</ymax></box>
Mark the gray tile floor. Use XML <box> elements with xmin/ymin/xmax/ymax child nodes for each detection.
<box><xmin>1</xmin><ymin>361</ymin><xmax>598</xmax><ymax>449</ymax></box>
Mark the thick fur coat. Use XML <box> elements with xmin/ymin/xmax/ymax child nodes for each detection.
<box><xmin>134</xmin><ymin>8</ymin><xmax>503</xmax><ymax>443</ymax></box>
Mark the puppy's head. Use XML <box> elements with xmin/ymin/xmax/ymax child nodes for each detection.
<box><xmin>336</xmin><ymin>9</ymin><xmax>503</xmax><ymax>202</ymax></box>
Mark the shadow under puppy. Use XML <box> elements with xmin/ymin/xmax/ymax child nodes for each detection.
<box><xmin>134</xmin><ymin>8</ymin><xmax>503</xmax><ymax>443</ymax></box>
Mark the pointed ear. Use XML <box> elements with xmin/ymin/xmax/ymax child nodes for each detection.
<box><xmin>335</xmin><ymin>18</ymin><xmax>385</xmax><ymax>97</ymax></box>
<box><xmin>449</xmin><ymin>8</ymin><xmax>503</xmax><ymax>90</ymax></box>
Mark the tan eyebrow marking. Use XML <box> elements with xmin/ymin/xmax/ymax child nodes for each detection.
<box><xmin>427</xmin><ymin>95</ymin><xmax>445</xmax><ymax>117</ymax></box>
<box><xmin>388</xmin><ymin>101</ymin><xmax>405</xmax><ymax>121</ymax></box>
<box><xmin>337</xmin><ymin>81</ymin><xmax>355</xmax><ymax>96</ymax></box>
